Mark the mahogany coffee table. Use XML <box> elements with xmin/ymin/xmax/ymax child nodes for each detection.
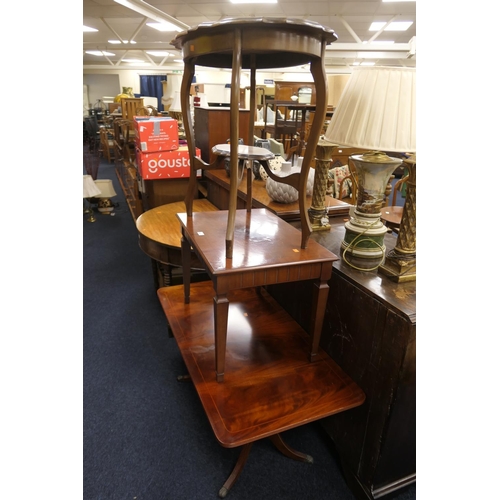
<box><xmin>157</xmin><ymin>280</ymin><xmax>365</xmax><ymax>497</ymax></box>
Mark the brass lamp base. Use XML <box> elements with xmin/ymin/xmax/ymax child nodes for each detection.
<box><xmin>378</xmin><ymin>153</ymin><xmax>417</xmax><ymax>283</ymax></box>
<box><xmin>308</xmin><ymin>207</ymin><xmax>331</xmax><ymax>231</ymax></box>
<box><xmin>308</xmin><ymin>138</ymin><xmax>335</xmax><ymax>232</ymax></box>
<box><xmin>84</xmin><ymin>198</ymin><xmax>97</xmax><ymax>222</ymax></box>
<box><xmin>378</xmin><ymin>249</ymin><xmax>416</xmax><ymax>282</ymax></box>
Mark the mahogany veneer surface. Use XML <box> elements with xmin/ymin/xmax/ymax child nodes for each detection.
<box><xmin>177</xmin><ymin>208</ymin><xmax>338</xmax><ymax>277</ymax></box>
<box><xmin>157</xmin><ymin>281</ymin><xmax>365</xmax><ymax>448</ymax></box>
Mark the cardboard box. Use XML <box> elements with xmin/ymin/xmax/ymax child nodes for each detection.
<box><xmin>134</xmin><ymin>116</ymin><xmax>178</xmax><ymax>152</ymax></box>
<box><xmin>136</xmin><ymin>146</ymin><xmax>201</xmax><ymax>180</ymax></box>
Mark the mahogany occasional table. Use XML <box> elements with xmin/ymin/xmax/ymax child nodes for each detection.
<box><xmin>171</xmin><ymin>18</ymin><xmax>340</xmax><ymax>382</ymax></box>
<box><xmin>178</xmin><ymin>208</ymin><xmax>338</xmax><ymax>382</ymax></box>
<box><xmin>171</xmin><ymin>17</ymin><xmax>338</xmax><ymax>256</ymax></box>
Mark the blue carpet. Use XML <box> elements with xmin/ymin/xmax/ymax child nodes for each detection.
<box><xmin>83</xmin><ymin>158</ymin><xmax>416</xmax><ymax>500</ymax></box>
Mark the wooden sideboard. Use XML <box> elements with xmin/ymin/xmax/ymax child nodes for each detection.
<box><xmin>266</xmin><ymin>219</ymin><xmax>416</xmax><ymax>499</ymax></box>
<box><xmin>194</xmin><ymin>107</ymin><xmax>251</xmax><ymax>163</ymax></box>
<box><xmin>139</xmin><ymin>177</ymin><xmax>196</xmax><ymax>212</ymax></box>
<box><xmin>205</xmin><ymin>168</ymin><xmax>350</xmax><ymax>221</ymax></box>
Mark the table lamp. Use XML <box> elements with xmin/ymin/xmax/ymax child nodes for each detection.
<box><xmin>83</xmin><ymin>175</ymin><xmax>101</xmax><ymax>222</ymax></box>
<box><xmin>323</xmin><ymin>66</ymin><xmax>416</xmax><ymax>272</ymax></box>
<box><xmin>94</xmin><ymin>179</ymin><xmax>117</xmax><ymax>215</ymax></box>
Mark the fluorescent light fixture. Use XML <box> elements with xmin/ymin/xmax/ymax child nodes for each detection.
<box><xmin>174</xmin><ymin>59</ymin><xmax>184</xmax><ymax>63</ymax></box>
<box><xmin>113</xmin><ymin>0</ymin><xmax>190</xmax><ymax>30</ymax></box>
<box><xmin>363</xmin><ymin>40</ymin><xmax>395</xmax><ymax>45</ymax></box>
<box><xmin>369</xmin><ymin>21</ymin><xmax>413</xmax><ymax>32</ymax></box>
<box><xmin>85</xmin><ymin>50</ymin><xmax>115</xmax><ymax>56</ymax></box>
<box><xmin>146</xmin><ymin>51</ymin><xmax>171</xmax><ymax>57</ymax></box>
<box><xmin>122</xmin><ymin>58</ymin><xmax>144</xmax><ymax>62</ymax></box>
<box><xmin>108</xmin><ymin>40</ymin><xmax>137</xmax><ymax>44</ymax></box>
<box><xmin>83</xmin><ymin>26</ymin><xmax>98</xmax><ymax>32</ymax></box>
<box><xmin>146</xmin><ymin>22</ymin><xmax>183</xmax><ymax>32</ymax></box>
<box><xmin>360</xmin><ymin>62</ymin><xmax>376</xmax><ymax>66</ymax></box>
<box><xmin>230</xmin><ymin>0</ymin><xmax>277</xmax><ymax>3</ymax></box>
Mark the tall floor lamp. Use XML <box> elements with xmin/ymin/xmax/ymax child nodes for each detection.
<box><xmin>323</xmin><ymin>66</ymin><xmax>416</xmax><ymax>277</ymax></box>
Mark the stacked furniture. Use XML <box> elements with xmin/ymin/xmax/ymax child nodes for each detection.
<box><xmin>149</xmin><ymin>18</ymin><xmax>367</xmax><ymax>498</ymax></box>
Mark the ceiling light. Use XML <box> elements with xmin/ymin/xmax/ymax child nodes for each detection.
<box><xmin>363</xmin><ymin>40</ymin><xmax>395</xmax><ymax>45</ymax></box>
<box><xmin>174</xmin><ymin>59</ymin><xmax>184</xmax><ymax>63</ymax></box>
<box><xmin>85</xmin><ymin>50</ymin><xmax>115</xmax><ymax>56</ymax></box>
<box><xmin>83</xmin><ymin>26</ymin><xmax>98</xmax><ymax>32</ymax></box>
<box><xmin>369</xmin><ymin>21</ymin><xmax>413</xmax><ymax>32</ymax></box>
<box><xmin>108</xmin><ymin>40</ymin><xmax>122</xmax><ymax>44</ymax></box>
<box><xmin>113</xmin><ymin>0</ymin><xmax>190</xmax><ymax>31</ymax></box>
<box><xmin>230</xmin><ymin>0</ymin><xmax>277</xmax><ymax>3</ymax></box>
<box><xmin>146</xmin><ymin>22</ymin><xmax>184</xmax><ymax>32</ymax></box>
<box><xmin>122</xmin><ymin>59</ymin><xmax>144</xmax><ymax>63</ymax></box>
<box><xmin>360</xmin><ymin>62</ymin><xmax>376</xmax><ymax>66</ymax></box>
<box><xmin>146</xmin><ymin>51</ymin><xmax>171</xmax><ymax>57</ymax></box>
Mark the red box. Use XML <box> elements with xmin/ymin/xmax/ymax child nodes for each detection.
<box><xmin>136</xmin><ymin>146</ymin><xmax>201</xmax><ymax>180</ymax></box>
<box><xmin>134</xmin><ymin>116</ymin><xmax>178</xmax><ymax>152</ymax></box>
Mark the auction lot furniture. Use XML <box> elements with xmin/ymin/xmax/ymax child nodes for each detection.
<box><xmin>267</xmin><ymin>217</ymin><xmax>416</xmax><ymax>499</ymax></box>
<box><xmin>178</xmin><ymin>208</ymin><xmax>337</xmax><ymax>382</ymax></box>
<box><xmin>136</xmin><ymin>199</ymin><xmax>218</xmax><ymax>288</ymax></box>
<box><xmin>157</xmin><ymin>280</ymin><xmax>365</xmax><ymax>498</ymax></box>
<box><xmin>172</xmin><ymin>17</ymin><xmax>338</xmax><ymax>255</ymax></box>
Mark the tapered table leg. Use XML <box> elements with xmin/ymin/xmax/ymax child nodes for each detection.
<box><xmin>214</xmin><ymin>293</ymin><xmax>229</xmax><ymax>382</ymax></box>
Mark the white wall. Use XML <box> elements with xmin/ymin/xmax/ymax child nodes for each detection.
<box><xmin>83</xmin><ymin>68</ymin><xmax>171</xmax><ymax>113</ymax></box>
<box><xmin>83</xmin><ymin>68</ymin><xmax>350</xmax><ymax>109</ymax></box>
<box><xmin>83</xmin><ymin>74</ymin><xmax>121</xmax><ymax>109</ymax></box>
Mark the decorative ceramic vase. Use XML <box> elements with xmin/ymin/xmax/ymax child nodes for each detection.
<box><xmin>266</xmin><ymin>161</ymin><xmax>300</xmax><ymax>204</ymax></box>
<box><xmin>265</xmin><ymin>159</ymin><xmax>315</xmax><ymax>203</ymax></box>
<box><xmin>259</xmin><ymin>156</ymin><xmax>283</xmax><ymax>181</ymax></box>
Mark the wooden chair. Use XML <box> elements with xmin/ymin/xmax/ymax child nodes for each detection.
<box><xmin>120</xmin><ymin>98</ymin><xmax>144</xmax><ymax>120</ymax></box>
<box><xmin>389</xmin><ymin>174</ymin><xmax>409</xmax><ymax>207</ymax></box>
<box><xmin>113</xmin><ymin>119</ymin><xmax>136</xmax><ymax>166</ymax></box>
<box><xmin>335</xmin><ymin>161</ymin><xmax>358</xmax><ymax>205</ymax></box>
<box><xmin>380</xmin><ymin>174</ymin><xmax>409</xmax><ymax>232</ymax></box>
<box><xmin>84</xmin><ymin>116</ymin><xmax>100</xmax><ymax>154</ymax></box>
<box><xmin>99</xmin><ymin>127</ymin><xmax>115</xmax><ymax>163</ymax></box>
<box><xmin>112</xmin><ymin>119</ymin><xmax>143</xmax><ymax>220</ymax></box>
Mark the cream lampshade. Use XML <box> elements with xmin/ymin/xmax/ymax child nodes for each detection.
<box><xmin>323</xmin><ymin>66</ymin><xmax>416</xmax><ymax>273</ymax></box>
<box><xmin>94</xmin><ymin>179</ymin><xmax>117</xmax><ymax>215</ymax></box>
<box><xmin>83</xmin><ymin>175</ymin><xmax>101</xmax><ymax>222</ymax></box>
